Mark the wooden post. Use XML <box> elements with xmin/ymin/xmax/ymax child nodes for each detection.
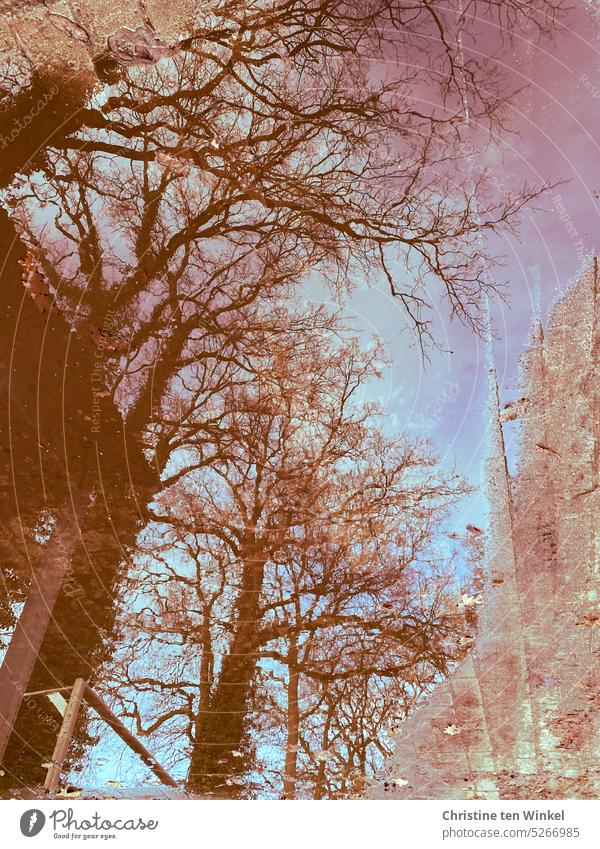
<box><xmin>83</xmin><ymin>684</ymin><xmax>179</xmax><ymax>788</ymax></box>
<box><xmin>44</xmin><ymin>679</ymin><xmax>85</xmax><ymax>794</ymax></box>
<box><xmin>24</xmin><ymin>687</ymin><xmax>73</xmax><ymax>698</ymax></box>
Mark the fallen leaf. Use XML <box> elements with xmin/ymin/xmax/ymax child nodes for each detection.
<box><xmin>459</xmin><ymin>594</ymin><xmax>483</xmax><ymax>608</ymax></box>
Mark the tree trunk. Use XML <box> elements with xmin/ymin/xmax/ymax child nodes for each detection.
<box><xmin>313</xmin><ymin>701</ymin><xmax>334</xmax><ymax>800</ymax></box>
<box><xmin>197</xmin><ymin>616</ymin><xmax>214</xmax><ymax>723</ymax></box>
<box><xmin>282</xmin><ymin>638</ymin><xmax>300</xmax><ymax>799</ymax></box>
<box><xmin>187</xmin><ymin>544</ymin><xmax>265</xmax><ymax>797</ymax></box>
<box><xmin>0</xmin><ymin>497</ymin><xmax>85</xmax><ymax>766</ymax></box>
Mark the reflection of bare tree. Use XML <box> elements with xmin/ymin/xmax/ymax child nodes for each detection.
<box><xmin>265</xmin><ymin>545</ymin><xmax>462</xmax><ymax>799</ymax></box>
<box><xmin>0</xmin><ymin>0</ymin><xmax>564</xmax><ymax>792</ymax></box>
<box><xmin>99</xmin><ymin>317</ymin><xmax>468</xmax><ymax>797</ymax></box>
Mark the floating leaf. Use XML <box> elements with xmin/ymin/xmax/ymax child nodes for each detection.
<box><xmin>459</xmin><ymin>594</ymin><xmax>483</xmax><ymax>608</ymax></box>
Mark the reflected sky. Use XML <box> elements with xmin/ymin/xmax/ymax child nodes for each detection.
<box><xmin>1</xmin><ymin>0</ymin><xmax>599</xmax><ymax>800</ymax></box>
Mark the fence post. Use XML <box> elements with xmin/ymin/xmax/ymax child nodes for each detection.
<box><xmin>44</xmin><ymin>678</ymin><xmax>86</xmax><ymax>794</ymax></box>
<box><xmin>83</xmin><ymin>684</ymin><xmax>179</xmax><ymax>788</ymax></box>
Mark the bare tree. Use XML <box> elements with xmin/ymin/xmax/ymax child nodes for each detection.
<box><xmin>97</xmin><ymin>309</ymin><xmax>468</xmax><ymax>797</ymax></box>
